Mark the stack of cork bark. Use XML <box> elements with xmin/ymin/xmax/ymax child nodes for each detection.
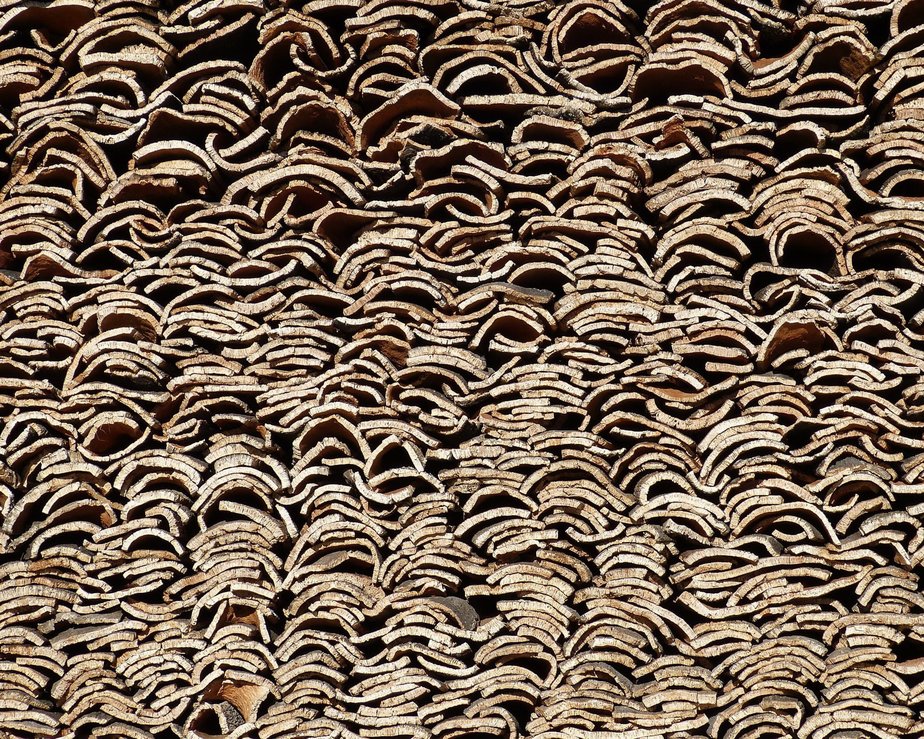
<box><xmin>3</xmin><ymin>0</ymin><xmax>924</xmax><ymax>737</ymax></box>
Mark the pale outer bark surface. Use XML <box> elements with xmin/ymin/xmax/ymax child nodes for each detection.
<box><xmin>2</xmin><ymin>0</ymin><xmax>924</xmax><ymax>737</ymax></box>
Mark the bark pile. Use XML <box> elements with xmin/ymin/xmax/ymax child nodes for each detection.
<box><xmin>2</xmin><ymin>0</ymin><xmax>924</xmax><ymax>737</ymax></box>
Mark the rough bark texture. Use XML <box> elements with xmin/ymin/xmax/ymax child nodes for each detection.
<box><xmin>2</xmin><ymin>0</ymin><xmax>924</xmax><ymax>737</ymax></box>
